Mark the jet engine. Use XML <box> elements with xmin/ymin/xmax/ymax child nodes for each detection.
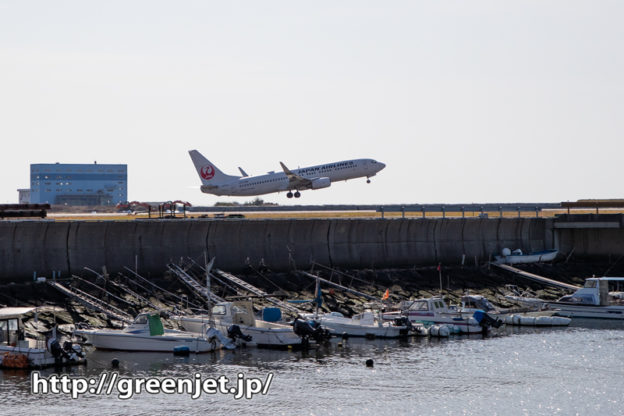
<box><xmin>311</xmin><ymin>177</ymin><xmax>331</xmax><ymax>189</ymax></box>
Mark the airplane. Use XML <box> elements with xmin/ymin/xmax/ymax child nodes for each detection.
<box><xmin>189</xmin><ymin>150</ymin><xmax>386</xmax><ymax>198</ymax></box>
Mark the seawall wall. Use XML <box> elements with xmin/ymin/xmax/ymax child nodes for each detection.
<box><xmin>0</xmin><ymin>218</ymin><xmax>562</xmax><ymax>281</ymax></box>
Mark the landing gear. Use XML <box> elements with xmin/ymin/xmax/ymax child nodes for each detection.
<box><xmin>294</xmin><ymin>191</ymin><xmax>301</xmax><ymax>198</ymax></box>
<box><xmin>366</xmin><ymin>178</ymin><xmax>371</xmax><ymax>184</ymax></box>
<box><xmin>287</xmin><ymin>191</ymin><xmax>293</xmax><ymax>198</ymax></box>
<box><xmin>287</xmin><ymin>191</ymin><xmax>301</xmax><ymax>198</ymax></box>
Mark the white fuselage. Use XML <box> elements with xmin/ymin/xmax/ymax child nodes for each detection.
<box><xmin>202</xmin><ymin>158</ymin><xmax>384</xmax><ymax>197</ymax></box>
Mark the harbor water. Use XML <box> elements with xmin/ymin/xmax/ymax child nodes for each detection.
<box><xmin>1</xmin><ymin>321</ymin><xmax>622</xmax><ymax>415</ymax></box>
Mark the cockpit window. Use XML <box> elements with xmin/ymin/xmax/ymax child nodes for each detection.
<box><xmin>231</xmin><ymin>305</ymin><xmax>248</xmax><ymax>315</ymax></box>
<box><xmin>212</xmin><ymin>305</ymin><xmax>227</xmax><ymax>315</ymax></box>
<box><xmin>409</xmin><ymin>301</ymin><xmax>429</xmax><ymax>311</ymax></box>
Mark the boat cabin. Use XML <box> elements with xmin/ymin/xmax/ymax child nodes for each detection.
<box><xmin>125</xmin><ymin>313</ymin><xmax>165</xmax><ymax>336</ymax></box>
<box><xmin>405</xmin><ymin>298</ymin><xmax>450</xmax><ymax>314</ymax></box>
<box><xmin>212</xmin><ymin>301</ymin><xmax>257</xmax><ymax>327</ymax></box>
<box><xmin>0</xmin><ymin>307</ymin><xmax>33</xmax><ymax>347</ymax></box>
<box><xmin>559</xmin><ymin>277</ymin><xmax>624</xmax><ymax>306</ymax></box>
<box><xmin>461</xmin><ymin>295</ymin><xmax>495</xmax><ymax>312</ymax></box>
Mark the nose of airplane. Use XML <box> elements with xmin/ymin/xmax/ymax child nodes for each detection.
<box><xmin>376</xmin><ymin>161</ymin><xmax>386</xmax><ymax>172</ymax></box>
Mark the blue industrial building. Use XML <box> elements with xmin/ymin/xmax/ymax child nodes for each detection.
<box><xmin>29</xmin><ymin>162</ymin><xmax>127</xmax><ymax>206</ymax></box>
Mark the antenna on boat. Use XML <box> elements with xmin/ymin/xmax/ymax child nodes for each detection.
<box><xmin>438</xmin><ymin>263</ymin><xmax>443</xmax><ymax>297</ymax></box>
<box><xmin>314</xmin><ymin>277</ymin><xmax>321</xmax><ymax>320</ymax></box>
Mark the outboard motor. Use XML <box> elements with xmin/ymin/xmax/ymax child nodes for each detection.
<box><xmin>206</xmin><ymin>327</ymin><xmax>237</xmax><ymax>350</ymax></box>
<box><xmin>227</xmin><ymin>325</ymin><xmax>252</xmax><ymax>343</ymax></box>
<box><xmin>292</xmin><ymin>318</ymin><xmax>331</xmax><ymax>346</ymax></box>
<box><xmin>61</xmin><ymin>341</ymin><xmax>85</xmax><ymax>361</ymax></box>
<box><xmin>473</xmin><ymin>310</ymin><xmax>504</xmax><ymax>333</ymax></box>
<box><xmin>48</xmin><ymin>338</ymin><xmax>71</xmax><ymax>362</ymax></box>
<box><xmin>393</xmin><ymin>316</ymin><xmax>413</xmax><ymax>336</ymax></box>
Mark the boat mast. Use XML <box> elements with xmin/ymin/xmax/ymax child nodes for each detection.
<box><xmin>205</xmin><ymin>252</ymin><xmax>215</xmax><ymax>328</ymax></box>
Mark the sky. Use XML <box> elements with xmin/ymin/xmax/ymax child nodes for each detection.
<box><xmin>1</xmin><ymin>1</ymin><xmax>622</xmax><ymax>206</ymax></box>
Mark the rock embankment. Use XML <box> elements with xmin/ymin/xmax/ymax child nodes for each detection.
<box><xmin>0</xmin><ymin>260</ymin><xmax>615</xmax><ymax>335</ymax></box>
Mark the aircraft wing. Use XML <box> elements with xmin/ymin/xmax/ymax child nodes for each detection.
<box><xmin>280</xmin><ymin>162</ymin><xmax>312</xmax><ymax>188</ymax></box>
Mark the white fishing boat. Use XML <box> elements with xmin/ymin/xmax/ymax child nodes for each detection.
<box><xmin>547</xmin><ymin>277</ymin><xmax>624</xmax><ymax>320</ymax></box>
<box><xmin>494</xmin><ymin>248</ymin><xmax>558</xmax><ymax>264</ymax></box>
<box><xmin>383</xmin><ymin>297</ymin><xmax>499</xmax><ymax>334</ymax></box>
<box><xmin>459</xmin><ymin>294</ymin><xmax>570</xmax><ymax>326</ymax></box>
<box><xmin>0</xmin><ymin>307</ymin><xmax>86</xmax><ymax>369</ymax></box>
<box><xmin>75</xmin><ymin>312</ymin><xmax>233</xmax><ymax>352</ymax></box>
<box><xmin>177</xmin><ymin>301</ymin><xmax>304</xmax><ymax>348</ymax></box>
<box><xmin>304</xmin><ymin>310</ymin><xmax>415</xmax><ymax>338</ymax></box>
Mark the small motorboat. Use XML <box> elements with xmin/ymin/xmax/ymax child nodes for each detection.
<box><xmin>0</xmin><ymin>307</ymin><xmax>86</xmax><ymax>369</ymax></box>
<box><xmin>494</xmin><ymin>248</ymin><xmax>558</xmax><ymax>265</ymax></box>
<box><xmin>383</xmin><ymin>297</ymin><xmax>501</xmax><ymax>334</ymax></box>
<box><xmin>75</xmin><ymin>312</ymin><xmax>233</xmax><ymax>353</ymax></box>
<box><xmin>177</xmin><ymin>301</ymin><xmax>304</xmax><ymax>348</ymax></box>
<box><xmin>547</xmin><ymin>277</ymin><xmax>624</xmax><ymax>320</ymax></box>
<box><xmin>459</xmin><ymin>294</ymin><xmax>570</xmax><ymax>326</ymax></box>
<box><xmin>303</xmin><ymin>310</ymin><xmax>415</xmax><ymax>338</ymax></box>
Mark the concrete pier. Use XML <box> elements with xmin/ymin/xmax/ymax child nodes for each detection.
<box><xmin>0</xmin><ymin>214</ymin><xmax>621</xmax><ymax>281</ymax></box>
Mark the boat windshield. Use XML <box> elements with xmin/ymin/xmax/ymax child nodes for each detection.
<box><xmin>0</xmin><ymin>318</ymin><xmax>20</xmax><ymax>346</ymax></box>
<box><xmin>584</xmin><ymin>280</ymin><xmax>597</xmax><ymax>288</ymax></box>
<box><xmin>408</xmin><ymin>301</ymin><xmax>429</xmax><ymax>311</ymax></box>
<box><xmin>212</xmin><ymin>305</ymin><xmax>227</xmax><ymax>316</ymax></box>
<box><xmin>134</xmin><ymin>315</ymin><xmax>148</xmax><ymax>325</ymax></box>
<box><xmin>231</xmin><ymin>305</ymin><xmax>248</xmax><ymax>315</ymax></box>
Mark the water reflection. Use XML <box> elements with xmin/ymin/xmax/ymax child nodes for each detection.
<box><xmin>1</xmin><ymin>322</ymin><xmax>622</xmax><ymax>415</ymax></box>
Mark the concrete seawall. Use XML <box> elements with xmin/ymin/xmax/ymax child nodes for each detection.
<box><xmin>0</xmin><ymin>217</ymin><xmax>567</xmax><ymax>281</ymax></box>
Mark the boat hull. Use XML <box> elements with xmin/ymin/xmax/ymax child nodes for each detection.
<box><xmin>384</xmin><ymin>311</ymin><xmax>483</xmax><ymax>334</ymax></box>
<box><xmin>548</xmin><ymin>303</ymin><xmax>624</xmax><ymax>320</ymax></box>
<box><xmin>178</xmin><ymin>317</ymin><xmax>302</xmax><ymax>348</ymax></box>
<box><xmin>0</xmin><ymin>344</ymin><xmax>86</xmax><ymax>369</ymax></box>
<box><xmin>75</xmin><ymin>329</ymin><xmax>218</xmax><ymax>353</ymax></box>
<box><xmin>495</xmin><ymin>250</ymin><xmax>558</xmax><ymax>265</ymax></box>
<box><xmin>318</xmin><ymin>320</ymin><xmax>406</xmax><ymax>338</ymax></box>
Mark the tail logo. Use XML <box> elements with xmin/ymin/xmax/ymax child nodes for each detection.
<box><xmin>200</xmin><ymin>165</ymin><xmax>215</xmax><ymax>180</ymax></box>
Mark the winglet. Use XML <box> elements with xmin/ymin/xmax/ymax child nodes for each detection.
<box><xmin>238</xmin><ymin>167</ymin><xmax>249</xmax><ymax>177</ymax></box>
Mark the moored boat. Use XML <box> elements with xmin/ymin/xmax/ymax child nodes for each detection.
<box><xmin>303</xmin><ymin>310</ymin><xmax>416</xmax><ymax>338</ymax></box>
<box><xmin>177</xmin><ymin>301</ymin><xmax>304</xmax><ymax>348</ymax></box>
<box><xmin>383</xmin><ymin>297</ymin><xmax>500</xmax><ymax>334</ymax></box>
<box><xmin>547</xmin><ymin>277</ymin><xmax>624</xmax><ymax>320</ymax></box>
<box><xmin>459</xmin><ymin>294</ymin><xmax>570</xmax><ymax>326</ymax></box>
<box><xmin>0</xmin><ymin>307</ymin><xmax>86</xmax><ymax>369</ymax></box>
<box><xmin>75</xmin><ymin>312</ymin><xmax>233</xmax><ymax>352</ymax></box>
<box><xmin>494</xmin><ymin>248</ymin><xmax>558</xmax><ymax>265</ymax></box>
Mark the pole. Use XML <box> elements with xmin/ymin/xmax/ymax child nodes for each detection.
<box><xmin>314</xmin><ymin>277</ymin><xmax>320</xmax><ymax>319</ymax></box>
<box><xmin>205</xmin><ymin>252</ymin><xmax>213</xmax><ymax>327</ymax></box>
<box><xmin>438</xmin><ymin>263</ymin><xmax>442</xmax><ymax>296</ymax></box>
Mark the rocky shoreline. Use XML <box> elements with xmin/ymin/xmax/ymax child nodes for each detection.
<box><xmin>2</xmin><ymin>259</ymin><xmax>621</xmax><ymax>338</ymax></box>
